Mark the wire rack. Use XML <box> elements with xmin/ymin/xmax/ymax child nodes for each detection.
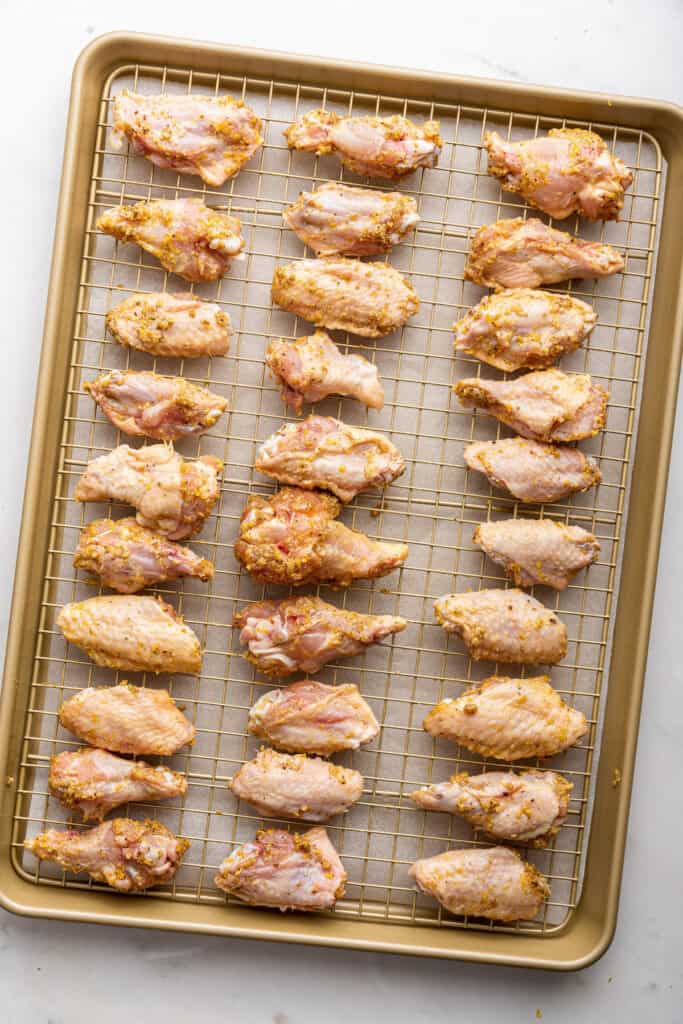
<box><xmin>10</xmin><ymin>58</ymin><xmax>663</xmax><ymax>937</ymax></box>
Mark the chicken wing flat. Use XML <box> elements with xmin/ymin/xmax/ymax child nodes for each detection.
<box><xmin>455</xmin><ymin>369</ymin><xmax>608</xmax><ymax>443</ymax></box>
<box><xmin>25</xmin><ymin>818</ymin><xmax>188</xmax><ymax>892</ymax></box>
<box><xmin>434</xmin><ymin>588</ymin><xmax>567</xmax><ymax>665</ymax></box>
<box><xmin>106</xmin><ymin>292</ymin><xmax>232</xmax><ymax>358</ymax></box>
<box><xmin>235</xmin><ymin>487</ymin><xmax>408</xmax><ymax>587</ymax></box>
<box><xmin>249</xmin><ymin>679</ymin><xmax>379</xmax><ymax>756</ymax></box>
<box><xmin>423</xmin><ymin>675</ymin><xmax>587</xmax><ymax>760</ymax></box>
<box><xmin>453</xmin><ymin>288</ymin><xmax>597</xmax><ymax>372</ymax></box>
<box><xmin>484</xmin><ymin>129</ymin><xmax>632</xmax><ymax>221</ymax></box>
<box><xmin>97</xmin><ymin>198</ymin><xmax>244</xmax><ymax>282</ymax></box>
<box><xmin>266</xmin><ymin>331</ymin><xmax>384</xmax><ymax>412</ymax></box>
<box><xmin>465</xmin><ymin>438</ymin><xmax>601</xmax><ymax>504</ymax></box>
<box><xmin>111</xmin><ymin>90</ymin><xmax>263</xmax><ymax>186</ymax></box>
<box><xmin>230</xmin><ymin>748</ymin><xmax>363</xmax><ymax>822</ymax></box>
<box><xmin>74</xmin><ymin>517</ymin><xmax>213</xmax><ymax>594</ymax></box>
<box><xmin>410</xmin><ymin>769</ymin><xmax>572</xmax><ymax>846</ymax></box>
<box><xmin>58</xmin><ymin>595</ymin><xmax>201</xmax><ymax>674</ymax></box>
<box><xmin>234</xmin><ymin>594</ymin><xmax>406</xmax><ymax>677</ymax></box>
<box><xmin>474</xmin><ymin>518</ymin><xmax>600</xmax><ymax>590</ymax></box>
<box><xmin>215</xmin><ymin>826</ymin><xmax>346</xmax><ymax>911</ymax></box>
<box><xmin>410</xmin><ymin>846</ymin><xmax>549</xmax><ymax>922</ymax></box>
<box><xmin>85</xmin><ymin>370</ymin><xmax>227</xmax><ymax>441</ymax></box>
<box><xmin>465</xmin><ymin>217</ymin><xmax>624</xmax><ymax>290</ymax></box>
<box><xmin>59</xmin><ymin>683</ymin><xmax>195</xmax><ymax>756</ymax></box>
<box><xmin>283</xmin><ymin>182</ymin><xmax>419</xmax><ymax>256</ymax></box>
<box><xmin>284</xmin><ymin>109</ymin><xmax>441</xmax><ymax>179</ymax></box>
<box><xmin>255</xmin><ymin>415</ymin><xmax>405</xmax><ymax>502</ymax></box>
<box><xmin>49</xmin><ymin>748</ymin><xmax>187</xmax><ymax>822</ymax></box>
<box><xmin>271</xmin><ymin>258</ymin><xmax>419</xmax><ymax>338</ymax></box>
<box><xmin>74</xmin><ymin>444</ymin><xmax>223</xmax><ymax>541</ymax></box>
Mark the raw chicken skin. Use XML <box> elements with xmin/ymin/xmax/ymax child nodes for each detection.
<box><xmin>74</xmin><ymin>444</ymin><xmax>223</xmax><ymax>541</ymax></box>
<box><xmin>283</xmin><ymin>182</ymin><xmax>419</xmax><ymax>256</ymax></box>
<box><xmin>423</xmin><ymin>675</ymin><xmax>587</xmax><ymax>760</ymax></box>
<box><xmin>215</xmin><ymin>826</ymin><xmax>347</xmax><ymax>911</ymax></box>
<box><xmin>266</xmin><ymin>331</ymin><xmax>384</xmax><ymax>412</ymax></box>
<box><xmin>249</xmin><ymin>679</ymin><xmax>379</xmax><ymax>756</ymax></box>
<box><xmin>473</xmin><ymin>518</ymin><xmax>600</xmax><ymax>590</ymax></box>
<box><xmin>485</xmin><ymin>129</ymin><xmax>633</xmax><ymax>221</ymax></box>
<box><xmin>234</xmin><ymin>594</ymin><xmax>406</xmax><ymax>676</ymax></box>
<box><xmin>455</xmin><ymin>369</ymin><xmax>608</xmax><ymax>443</ymax></box>
<box><xmin>97</xmin><ymin>198</ymin><xmax>245</xmax><ymax>282</ymax></box>
<box><xmin>25</xmin><ymin>818</ymin><xmax>188</xmax><ymax>892</ymax></box>
<box><xmin>85</xmin><ymin>369</ymin><xmax>227</xmax><ymax>441</ymax></box>
<box><xmin>465</xmin><ymin>438</ymin><xmax>601</xmax><ymax>504</ymax></box>
<box><xmin>465</xmin><ymin>217</ymin><xmax>624</xmax><ymax>290</ymax></box>
<box><xmin>434</xmin><ymin>588</ymin><xmax>567</xmax><ymax>665</ymax></box>
<box><xmin>106</xmin><ymin>292</ymin><xmax>232</xmax><ymax>358</ymax></box>
<box><xmin>235</xmin><ymin>487</ymin><xmax>408</xmax><ymax>587</ymax></box>
<box><xmin>255</xmin><ymin>415</ymin><xmax>405</xmax><ymax>502</ymax></box>
<box><xmin>49</xmin><ymin>747</ymin><xmax>187</xmax><ymax>822</ymax></box>
<box><xmin>230</xmin><ymin>748</ymin><xmax>363</xmax><ymax>822</ymax></box>
<box><xmin>59</xmin><ymin>683</ymin><xmax>195</xmax><ymax>756</ymax></box>
<box><xmin>410</xmin><ymin>769</ymin><xmax>572</xmax><ymax>845</ymax></box>
<box><xmin>272</xmin><ymin>258</ymin><xmax>419</xmax><ymax>338</ymax></box>
<box><xmin>74</xmin><ymin>517</ymin><xmax>213</xmax><ymax>594</ymax></box>
<box><xmin>284</xmin><ymin>109</ymin><xmax>442</xmax><ymax>179</ymax></box>
<box><xmin>57</xmin><ymin>594</ymin><xmax>202</xmax><ymax>674</ymax></box>
<box><xmin>453</xmin><ymin>288</ymin><xmax>597</xmax><ymax>372</ymax></box>
<box><xmin>410</xmin><ymin>846</ymin><xmax>550</xmax><ymax>922</ymax></box>
<box><xmin>112</xmin><ymin>90</ymin><xmax>263</xmax><ymax>186</ymax></box>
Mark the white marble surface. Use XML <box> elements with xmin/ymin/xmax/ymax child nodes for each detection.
<box><xmin>1</xmin><ymin>2</ymin><xmax>682</xmax><ymax>1020</ymax></box>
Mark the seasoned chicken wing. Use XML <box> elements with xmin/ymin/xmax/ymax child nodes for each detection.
<box><xmin>410</xmin><ymin>846</ymin><xmax>549</xmax><ymax>922</ymax></box>
<box><xmin>49</xmin><ymin>747</ymin><xmax>187</xmax><ymax>822</ymax></box>
<box><xmin>25</xmin><ymin>818</ymin><xmax>188</xmax><ymax>892</ymax></box>
<box><xmin>58</xmin><ymin>595</ymin><xmax>201</xmax><ymax>674</ymax></box>
<box><xmin>465</xmin><ymin>217</ymin><xmax>624</xmax><ymax>290</ymax></box>
<box><xmin>453</xmin><ymin>288</ymin><xmax>597</xmax><ymax>372</ymax></box>
<box><xmin>434</xmin><ymin>588</ymin><xmax>567</xmax><ymax>665</ymax></box>
<box><xmin>75</xmin><ymin>443</ymin><xmax>222</xmax><ymax>541</ymax></box>
<box><xmin>266</xmin><ymin>331</ymin><xmax>384</xmax><ymax>412</ymax></box>
<box><xmin>484</xmin><ymin>129</ymin><xmax>632</xmax><ymax>221</ymax></box>
<box><xmin>423</xmin><ymin>675</ymin><xmax>587</xmax><ymax>760</ymax></box>
<box><xmin>283</xmin><ymin>182</ymin><xmax>419</xmax><ymax>256</ymax></box>
<box><xmin>249</xmin><ymin>679</ymin><xmax>379</xmax><ymax>756</ymax></box>
<box><xmin>455</xmin><ymin>369</ymin><xmax>608</xmax><ymax>443</ymax></box>
<box><xmin>230</xmin><ymin>748</ymin><xmax>363</xmax><ymax>822</ymax></box>
<box><xmin>85</xmin><ymin>369</ymin><xmax>227</xmax><ymax>441</ymax></box>
<box><xmin>271</xmin><ymin>258</ymin><xmax>419</xmax><ymax>338</ymax></box>
<box><xmin>106</xmin><ymin>292</ymin><xmax>232</xmax><ymax>358</ymax></box>
<box><xmin>474</xmin><ymin>518</ymin><xmax>600</xmax><ymax>590</ymax></box>
<box><xmin>285</xmin><ymin>109</ymin><xmax>441</xmax><ymax>179</ymax></box>
<box><xmin>111</xmin><ymin>90</ymin><xmax>263</xmax><ymax>186</ymax></box>
<box><xmin>215</xmin><ymin>826</ymin><xmax>346</xmax><ymax>911</ymax></box>
<box><xmin>410</xmin><ymin>769</ymin><xmax>572</xmax><ymax>845</ymax></box>
<box><xmin>97</xmin><ymin>198</ymin><xmax>245</xmax><ymax>282</ymax></box>
<box><xmin>74</xmin><ymin>517</ymin><xmax>213</xmax><ymax>594</ymax></box>
<box><xmin>59</xmin><ymin>683</ymin><xmax>195</xmax><ymax>755</ymax></box>
<box><xmin>255</xmin><ymin>415</ymin><xmax>404</xmax><ymax>502</ymax></box>
<box><xmin>235</xmin><ymin>594</ymin><xmax>406</xmax><ymax>677</ymax></box>
<box><xmin>465</xmin><ymin>438</ymin><xmax>601</xmax><ymax>504</ymax></box>
<box><xmin>235</xmin><ymin>487</ymin><xmax>408</xmax><ymax>587</ymax></box>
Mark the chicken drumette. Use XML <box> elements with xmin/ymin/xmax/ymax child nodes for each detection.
<box><xmin>465</xmin><ymin>438</ymin><xmax>601</xmax><ymax>504</ymax></box>
<box><xmin>106</xmin><ymin>292</ymin><xmax>232</xmax><ymax>358</ymax></box>
<box><xmin>473</xmin><ymin>518</ymin><xmax>600</xmax><ymax>590</ymax></box>
<box><xmin>266</xmin><ymin>331</ymin><xmax>384</xmax><ymax>412</ymax></box>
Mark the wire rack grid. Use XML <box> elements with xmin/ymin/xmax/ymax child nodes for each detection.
<box><xmin>9</xmin><ymin>57</ymin><xmax>663</xmax><ymax>937</ymax></box>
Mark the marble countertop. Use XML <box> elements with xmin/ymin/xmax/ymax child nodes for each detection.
<box><xmin>1</xmin><ymin>2</ymin><xmax>681</xmax><ymax>1020</ymax></box>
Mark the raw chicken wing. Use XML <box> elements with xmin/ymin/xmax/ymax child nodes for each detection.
<box><xmin>465</xmin><ymin>217</ymin><xmax>624</xmax><ymax>290</ymax></box>
<box><xmin>215</xmin><ymin>826</ymin><xmax>346</xmax><ymax>911</ymax></box>
<box><xmin>106</xmin><ymin>292</ymin><xmax>232</xmax><ymax>358</ymax></box>
<box><xmin>235</xmin><ymin>594</ymin><xmax>406</xmax><ymax>676</ymax></box>
<box><xmin>474</xmin><ymin>518</ymin><xmax>600</xmax><ymax>590</ymax></box>
<box><xmin>266</xmin><ymin>331</ymin><xmax>384</xmax><ymax>412</ymax></box>
<box><xmin>97</xmin><ymin>198</ymin><xmax>245</xmax><ymax>282</ymax></box>
<box><xmin>465</xmin><ymin>438</ymin><xmax>601</xmax><ymax>504</ymax></box>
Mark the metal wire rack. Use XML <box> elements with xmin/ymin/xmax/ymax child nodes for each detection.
<box><xmin>10</xmin><ymin>57</ymin><xmax>663</xmax><ymax>937</ymax></box>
